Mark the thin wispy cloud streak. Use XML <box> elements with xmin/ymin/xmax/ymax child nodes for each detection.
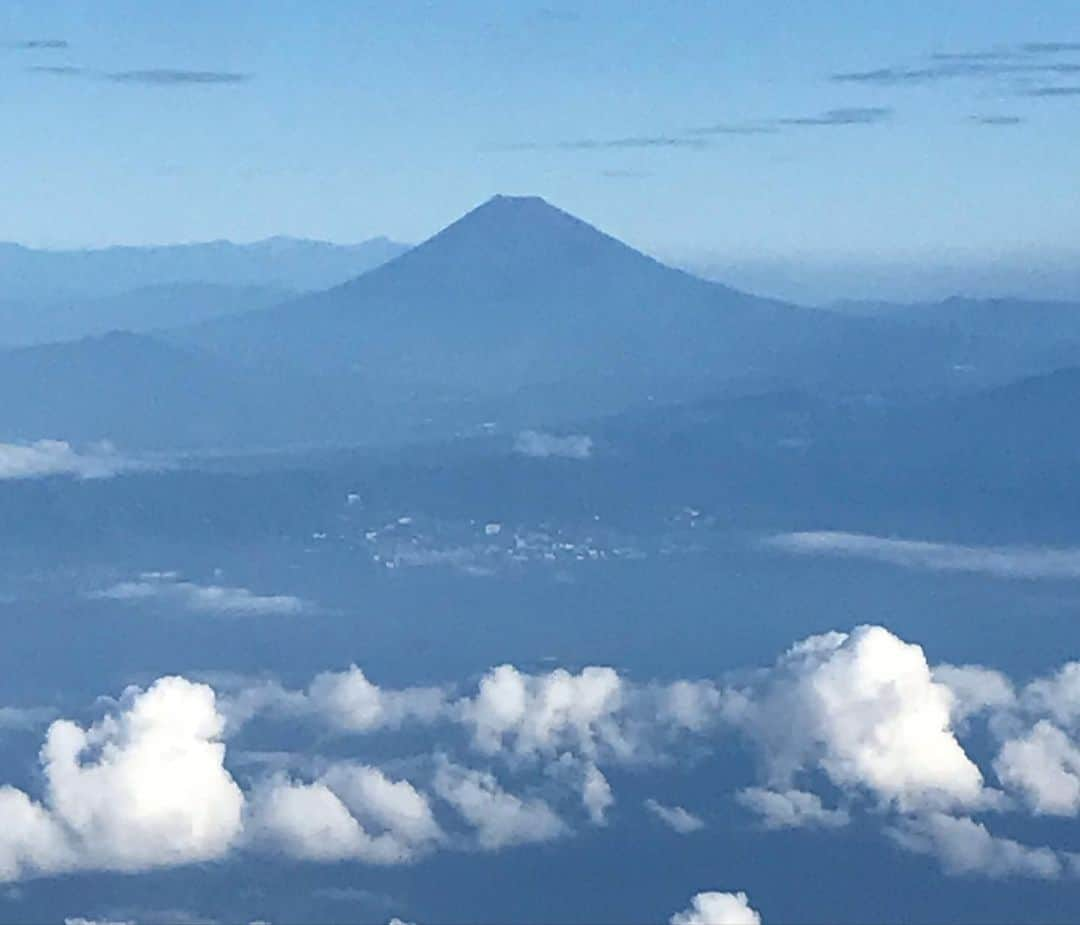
<box><xmin>833</xmin><ymin>62</ymin><xmax>1080</xmax><ymax>85</ymax></box>
<box><xmin>777</xmin><ymin>107</ymin><xmax>892</xmax><ymax>126</ymax></box>
<box><xmin>107</xmin><ymin>69</ymin><xmax>252</xmax><ymax>86</ymax></box>
<box><xmin>1025</xmin><ymin>86</ymin><xmax>1080</xmax><ymax>97</ymax></box>
<box><xmin>931</xmin><ymin>50</ymin><xmax>1017</xmax><ymax>62</ymax></box>
<box><xmin>7</xmin><ymin>39</ymin><xmax>69</xmax><ymax>50</ymax></box>
<box><xmin>499</xmin><ymin>135</ymin><xmax>708</xmax><ymax>151</ymax></box>
<box><xmin>26</xmin><ymin>66</ymin><xmax>252</xmax><ymax>85</ymax></box>
<box><xmin>831</xmin><ymin>39</ymin><xmax>1080</xmax><ymax>97</ymax></box>
<box><xmin>971</xmin><ymin>115</ymin><xmax>1025</xmax><ymax>125</ymax></box>
<box><xmin>686</xmin><ymin>123</ymin><xmax>779</xmax><ymax>136</ymax></box>
<box><xmin>533</xmin><ymin>7</ymin><xmax>582</xmax><ymax>24</ymax></box>
<box><xmin>766</xmin><ymin>531</ymin><xmax>1080</xmax><ymax>580</ymax></box>
<box><xmin>499</xmin><ymin>108</ymin><xmax>888</xmax><ymax>154</ymax></box>
<box><xmin>26</xmin><ymin>65</ymin><xmax>84</xmax><ymax>76</ymax></box>
<box><xmin>600</xmin><ymin>168</ymin><xmax>652</xmax><ymax>179</ymax></box>
<box><xmin>1022</xmin><ymin>42</ymin><xmax>1080</xmax><ymax>54</ymax></box>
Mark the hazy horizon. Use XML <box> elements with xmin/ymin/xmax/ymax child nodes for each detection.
<box><xmin>4</xmin><ymin>1</ymin><xmax>1080</xmax><ymax>261</ymax></box>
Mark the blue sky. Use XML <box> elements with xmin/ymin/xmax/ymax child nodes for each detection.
<box><xmin>3</xmin><ymin>0</ymin><xmax>1080</xmax><ymax>262</ymax></box>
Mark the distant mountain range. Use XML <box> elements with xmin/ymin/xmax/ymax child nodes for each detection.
<box><xmin>0</xmin><ymin>236</ymin><xmax>409</xmax><ymax>345</ymax></box>
<box><xmin>3</xmin><ymin>195</ymin><xmax>1080</xmax><ymax>453</ymax></box>
<box><xmin>0</xmin><ymin>235</ymin><xmax>409</xmax><ymax>301</ymax></box>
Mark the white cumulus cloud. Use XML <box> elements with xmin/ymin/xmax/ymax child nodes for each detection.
<box><xmin>726</xmin><ymin>625</ymin><xmax>987</xmax><ymax>812</ymax></box>
<box><xmin>307</xmin><ymin>666</ymin><xmax>449</xmax><ymax>733</ymax></box>
<box><xmin>0</xmin><ymin>677</ymin><xmax>243</xmax><ymax>882</ymax></box>
<box><xmin>432</xmin><ymin>759</ymin><xmax>567</xmax><ymax>850</ymax></box>
<box><xmin>888</xmin><ymin>812</ymin><xmax>1062</xmax><ymax>879</ymax></box>
<box><xmin>580</xmin><ymin>762</ymin><xmax>614</xmax><ymax>825</ymax></box>
<box><xmin>934</xmin><ymin>664</ymin><xmax>1017</xmax><ymax>723</ymax></box>
<box><xmin>994</xmin><ymin>721</ymin><xmax>1080</xmax><ymax>816</ymax></box>
<box><xmin>735</xmin><ymin>788</ymin><xmax>848</xmax><ymax>830</ymax></box>
<box><xmin>458</xmin><ymin>664</ymin><xmax>629</xmax><ymax>760</ymax></box>
<box><xmin>248</xmin><ymin>763</ymin><xmax>441</xmax><ymax>864</ymax></box>
<box><xmin>670</xmin><ymin>891</ymin><xmax>761</xmax><ymax>925</ymax></box>
<box><xmin>1022</xmin><ymin>662</ymin><xmax>1080</xmax><ymax>730</ymax></box>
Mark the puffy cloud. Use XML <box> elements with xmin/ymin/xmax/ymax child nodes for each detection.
<box><xmin>248</xmin><ymin>763</ymin><xmax>441</xmax><ymax>864</ymax></box>
<box><xmin>432</xmin><ymin>760</ymin><xmax>567</xmax><ymax>849</ymax></box>
<box><xmin>514</xmin><ymin>430</ymin><xmax>593</xmax><ymax>460</ymax></box>
<box><xmin>670</xmin><ymin>891</ymin><xmax>761</xmax><ymax>925</ymax></box>
<box><xmin>0</xmin><ymin>439</ymin><xmax>141</xmax><ymax>480</ymax></box>
<box><xmin>89</xmin><ymin>572</ymin><xmax>310</xmax><ymax>617</ymax></box>
<box><xmin>644</xmin><ymin>798</ymin><xmax>705</xmax><ymax>833</ymax></box>
<box><xmin>224</xmin><ymin>662</ymin><xmax>717</xmax><ymax>772</ymax></box>
<box><xmin>995</xmin><ymin>721</ymin><xmax>1080</xmax><ymax>816</ymax></box>
<box><xmin>217</xmin><ymin>667</ymin><xmax>449</xmax><ymax>737</ymax></box>
<box><xmin>0</xmin><ymin>677</ymin><xmax>243</xmax><ymax>881</ymax></box>
<box><xmin>934</xmin><ymin>664</ymin><xmax>1016</xmax><ymax>723</ymax></box>
<box><xmin>888</xmin><ymin>813</ymin><xmax>1062</xmax><ymax>879</ymax></box>
<box><xmin>766</xmin><ymin>531</ymin><xmax>1080</xmax><ymax>580</ymax></box>
<box><xmin>655</xmin><ymin>679</ymin><xmax>724</xmax><ymax>733</ymax></box>
<box><xmin>307</xmin><ymin>666</ymin><xmax>448</xmax><ymax>733</ymax></box>
<box><xmin>735</xmin><ymin>788</ymin><xmax>848</xmax><ymax>830</ymax></box>
<box><xmin>1022</xmin><ymin>662</ymin><xmax>1080</xmax><ymax>730</ymax></box>
<box><xmin>728</xmin><ymin>625</ymin><xmax>986</xmax><ymax>811</ymax></box>
<box><xmin>249</xmin><ymin>779</ymin><xmax>380</xmax><ymax>862</ymax></box>
<box><xmin>20</xmin><ymin>629</ymin><xmax>1080</xmax><ymax>889</ymax></box>
<box><xmin>0</xmin><ymin>788</ymin><xmax>72</xmax><ymax>881</ymax></box>
<box><xmin>581</xmin><ymin>762</ymin><xmax>614</xmax><ymax>825</ymax></box>
<box><xmin>459</xmin><ymin>664</ymin><xmax>629</xmax><ymax>760</ymax></box>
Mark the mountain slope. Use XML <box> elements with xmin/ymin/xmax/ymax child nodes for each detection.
<box><xmin>181</xmin><ymin>195</ymin><xmax>955</xmax><ymax>396</ymax></box>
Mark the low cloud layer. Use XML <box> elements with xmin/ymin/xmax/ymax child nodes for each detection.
<box><xmin>89</xmin><ymin>572</ymin><xmax>311</xmax><ymax>617</ymax></box>
<box><xmin>0</xmin><ymin>440</ymin><xmax>141</xmax><ymax>480</ymax></box>
<box><xmin>3</xmin><ymin>625</ymin><xmax>1080</xmax><ymax>889</ymax></box>
<box><xmin>766</xmin><ymin>531</ymin><xmax>1080</xmax><ymax>580</ymax></box>
<box><xmin>514</xmin><ymin>430</ymin><xmax>593</xmax><ymax>459</ymax></box>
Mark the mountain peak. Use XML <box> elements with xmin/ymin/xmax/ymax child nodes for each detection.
<box><xmin>479</xmin><ymin>193</ymin><xmax>556</xmax><ymax>212</ymax></box>
<box><xmin>389</xmin><ymin>194</ymin><xmax>637</xmax><ymax>275</ymax></box>
<box><xmin>464</xmin><ymin>193</ymin><xmax>583</xmax><ymax>228</ymax></box>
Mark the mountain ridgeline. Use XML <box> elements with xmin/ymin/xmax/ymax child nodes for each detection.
<box><xmin>2</xmin><ymin>195</ymin><xmax>1080</xmax><ymax>452</ymax></box>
